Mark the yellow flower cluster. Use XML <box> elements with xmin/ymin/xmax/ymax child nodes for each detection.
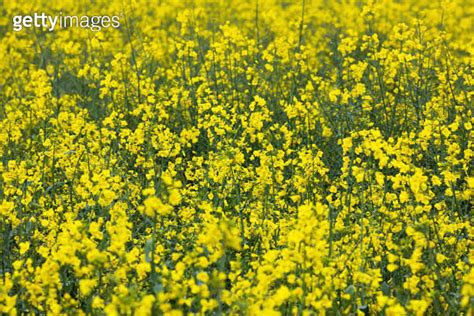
<box><xmin>0</xmin><ymin>0</ymin><xmax>472</xmax><ymax>315</ymax></box>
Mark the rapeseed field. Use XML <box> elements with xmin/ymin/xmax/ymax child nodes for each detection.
<box><xmin>0</xmin><ymin>0</ymin><xmax>472</xmax><ymax>314</ymax></box>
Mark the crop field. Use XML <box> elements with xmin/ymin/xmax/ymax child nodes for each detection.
<box><xmin>0</xmin><ymin>0</ymin><xmax>473</xmax><ymax>315</ymax></box>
